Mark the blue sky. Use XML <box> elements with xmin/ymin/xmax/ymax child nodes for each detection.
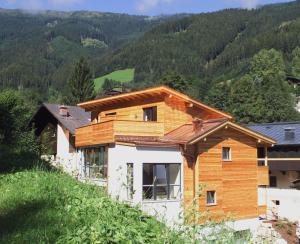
<box><xmin>0</xmin><ymin>0</ymin><xmax>294</xmax><ymax>15</ymax></box>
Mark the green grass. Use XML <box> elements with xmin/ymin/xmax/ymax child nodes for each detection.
<box><xmin>0</xmin><ymin>169</ymin><xmax>180</xmax><ymax>243</ymax></box>
<box><xmin>94</xmin><ymin>68</ymin><xmax>134</xmax><ymax>91</ymax></box>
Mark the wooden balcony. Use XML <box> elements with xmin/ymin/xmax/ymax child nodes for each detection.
<box><xmin>75</xmin><ymin>120</ymin><xmax>164</xmax><ymax>147</ymax></box>
<box><xmin>257</xmin><ymin>166</ymin><xmax>269</xmax><ymax>186</ymax></box>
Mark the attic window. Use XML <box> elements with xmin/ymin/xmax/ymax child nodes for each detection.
<box><xmin>105</xmin><ymin>112</ymin><xmax>117</xmax><ymax>116</ymax></box>
<box><xmin>143</xmin><ymin>106</ymin><xmax>157</xmax><ymax>122</ymax></box>
<box><xmin>284</xmin><ymin>128</ymin><xmax>295</xmax><ymax>141</ymax></box>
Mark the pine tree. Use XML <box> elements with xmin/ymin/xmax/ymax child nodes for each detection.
<box><xmin>66</xmin><ymin>57</ymin><xmax>95</xmax><ymax>105</ymax></box>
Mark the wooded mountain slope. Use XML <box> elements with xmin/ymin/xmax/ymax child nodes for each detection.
<box><xmin>98</xmin><ymin>1</ymin><xmax>300</xmax><ymax>83</ymax></box>
<box><xmin>0</xmin><ymin>9</ymin><xmax>172</xmax><ymax>93</ymax></box>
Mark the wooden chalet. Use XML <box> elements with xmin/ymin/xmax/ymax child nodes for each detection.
<box><xmin>75</xmin><ymin>86</ymin><xmax>275</xmax><ymax>227</ymax></box>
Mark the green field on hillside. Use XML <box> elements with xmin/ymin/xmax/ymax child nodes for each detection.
<box><xmin>94</xmin><ymin>68</ymin><xmax>134</xmax><ymax>91</ymax></box>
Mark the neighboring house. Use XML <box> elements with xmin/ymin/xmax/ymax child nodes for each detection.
<box><xmin>31</xmin><ymin>103</ymin><xmax>90</xmax><ymax>175</ymax></box>
<box><xmin>74</xmin><ymin>86</ymin><xmax>275</xmax><ymax>229</ymax></box>
<box><xmin>247</xmin><ymin>122</ymin><xmax>300</xmax><ymax>222</ymax></box>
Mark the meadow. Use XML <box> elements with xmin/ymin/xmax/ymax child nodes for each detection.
<box><xmin>0</xmin><ymin>169</ymin><xmax>180</xmax><ymax>243</ymax></box>
<box><xmin>94</xmin><ymin>69</ymin><xmax>134</xmax><ymax>91</ymax></box>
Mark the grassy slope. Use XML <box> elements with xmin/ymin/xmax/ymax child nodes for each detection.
<box><xmin>94</xmin><ymin>68</ymin><xmax>134</xmax><ymax>91</ymax></box>
<box><xmin>0</xmin><ymin>169</ymin><xmax>179</xmax><ymax>243</ymax></box>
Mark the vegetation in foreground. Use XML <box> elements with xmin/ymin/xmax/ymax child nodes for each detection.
<box><xmin>0</xmin><ymin>169</ymin><xmax>181</xmax><ymax>243</ymax></box>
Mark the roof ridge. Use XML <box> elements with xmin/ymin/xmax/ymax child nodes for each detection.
<box><xmin>247</xmin><ymin>121</ymin><xmax>300</xmax><ymax>126</ymax></box>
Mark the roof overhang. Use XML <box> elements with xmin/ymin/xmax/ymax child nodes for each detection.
<box><xmin>188</xmin><ymin>121</ymin><xmax>276</xmax><ymax>145</ymax></box>
<box><xmin>78</xmin><ymin>86</ymin><xmax>232</xmax><ymax>119</ymax></box>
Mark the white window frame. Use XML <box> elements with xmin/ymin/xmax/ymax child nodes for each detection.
<box><xmin>222</xmin><ymin>147</ymin><xmax>231</xmax><ymax>161</ymax></box>
<box><xmin>206</xmin><ymin>190</ymin><xmax>217</xmax><ymax>206</ymax></box>
<box><xmin>142</xmin><ymin>163</ymin><xmax>181</xmax><ymax>201</ymax></box>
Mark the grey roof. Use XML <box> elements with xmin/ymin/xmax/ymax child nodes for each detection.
<box><xmin>246</xmin><ymin>122</ymin><xmax>300</xmax><ymax>146</ymax></box>
<box><xmin>43</xmin><ymin>103</ymin><xmax>91</xmax><ymax>134</ymax></box>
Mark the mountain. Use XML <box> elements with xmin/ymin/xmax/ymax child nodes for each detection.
<box><xmin>0</xmin><ymin>9</ymin><xmax>173</xmax><ymax>93</ymax></box>
<box><xmin>98</xmin><ymin>1</ymin><xmax>300</xmax><ymax>87</ymax></box>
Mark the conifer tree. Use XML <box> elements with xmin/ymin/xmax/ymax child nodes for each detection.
<box><xmin>66</xmin><ymin>57</ymin><xmax>95</xmax><ymax>105</ymax></box>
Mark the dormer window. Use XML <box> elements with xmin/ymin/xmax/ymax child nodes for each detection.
<box><xmin>143</xmin><ymin>106</ymin><xmax>157</xmax><ymax>122</ymax></box>
<box><xmin>284</xmin><ymin>128</ymin><xmax>295</xmax><ymax>141</ymax></box>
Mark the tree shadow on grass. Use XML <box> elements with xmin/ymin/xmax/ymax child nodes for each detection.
<box><xmin>0</xmin><ymin>199</ymin><xmax>62</xmax><ymax>242</ymax></box>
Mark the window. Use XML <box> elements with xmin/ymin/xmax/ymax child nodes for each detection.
<box><xmin>222</xmin><ymin>147</ymin><xmax>231</xmax><ymax>161</ymax></box>
<box><xmin>83</xmin><ymin>147</ymin><xmax>107</xmax><ymax>179</ymax></box>
<box><xmin>105</xmin><ymin>112</ymin><xmax>117</xmax><ymax>116</ymax></box>
<box><xmin>284</xmin><ymin>128</ymin><xmax>295</xmax><ymax>141</ymax></box>
<box><xmin>127</xmin><ymin>163</ymin><xmax>134</xmax><ymax>200</ymax></box>
<box><xmin>143</xmin><ymin>106</ymin><xmax>157</xmax><ymax>122</ymax></box>
<box><xmin>206</xmin><ymin>191</ymin><xmax>216</xmax><ymax>206</ymax></box>
<box><xmin>270</xmin><ymin>176</ymin><xmax>277</xmax><ymax>187</ymax></box>
<box><xmin>142</xmin><ymin>163</ymin><xmax>181</xmax><ymax>200</ymax></box>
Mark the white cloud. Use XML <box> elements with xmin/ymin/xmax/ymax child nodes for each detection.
<box><xmin>225</xmin><ymin>0</ymin><xmax>259</xmax><ymax>9</ymax></box>
<box><xmin>136</xmin><ymin>0</ymin><xmax>174</xmax><ymax>13</ymax></box>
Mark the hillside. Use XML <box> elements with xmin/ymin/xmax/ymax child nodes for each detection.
<box><xmin>0</xmin><ymin>169</ymin><xmax>181</xmax><ymax>243</ymax></box>
<box><xmin>98</xmin><ymin>1</ymin><xmax>300</xmax><ymax>86</ymax></box>
<box><xmin>0</xmin><ymin>9</ymin><xmax>171</xmax><ymax>94</ymax></box>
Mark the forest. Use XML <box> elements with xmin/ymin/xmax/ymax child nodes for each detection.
<box><xmin>0</xmin><ymin>1</ymin><xmax>300</xmax><ymax>124</ymax></box>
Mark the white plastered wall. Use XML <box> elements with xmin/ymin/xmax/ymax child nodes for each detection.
<box><xmin>55</xmin><ymin>124</ymin><xmax>80</xmax><ymax>176</ymax></box>
<box><xmin>258</xmin><ymin>187</ymin><xmax>300</xmax><ymax>222</ymax></box>
<box><xmin>107</xmin><ymin>144</ymin><xmax>184</xmax><ymax>225</ymax></box>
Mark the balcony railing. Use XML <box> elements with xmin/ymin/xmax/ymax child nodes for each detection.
<box><xmin>257</xmin><ymin>166</ymin><xmax>269</xmax><ymax>186</ymax></box>
<box><xmin>76</xmin><ymin>120</ymin><xmax>164</xmax><ymax>147</ymax></box>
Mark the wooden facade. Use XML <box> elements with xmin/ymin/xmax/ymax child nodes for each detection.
<box><xmin>75</xmin><ymin>86</ymin><xmax>275</xmax><ymax>222</ymax></box>
<box><xmin>184</xmin><ymin>127</ymin><xmax>270</xmax><ymax>221</ymax></box>
<box><xmin>76</xmin><ymin>89</ymin><xmax>227</xmax><ymax>147</ymax></box>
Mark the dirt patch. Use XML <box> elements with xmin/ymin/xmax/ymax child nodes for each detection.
<box><xmin>265</xmin><ymin>219</ymin><xmax>299</xmax><ymax>244</ymax></box>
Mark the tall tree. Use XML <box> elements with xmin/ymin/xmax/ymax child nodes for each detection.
<box><xmin>230</xmin><ymin>75</ymin><xmax>265</xmax><ymax>123</ymax></box>
<box><xmin>159</xmin><ymin>71</ymin><xmax>190</xmax><ymax>93</ymax></box>
<box><xmin>205</xmin><ymin>81</ymin><xmax>231</xmax><ymax>112</ymax></box>
<box><xmin>66</xmin><ymin>57</ymin><xmax>95</xmax><ymax>105</ymax></box>
<box><xmin>249</xmin><ymin>49</ymin><xmax>299</xmax><ymax>122</ymax></box>
<box><xmin>292</xmin><ymin>46</ymin><xmax>300</xmax><ymax>80</ymax></box>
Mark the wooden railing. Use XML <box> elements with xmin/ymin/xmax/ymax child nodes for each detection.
<box><xmin>75</xmin><ymin>120</ymin><xmax>164</xmax><ymax>147</ymax></box>
<box><xmin>257</xmin><ymin>166</ymin><xmax>269</xmax><ymax>186</ymax></box>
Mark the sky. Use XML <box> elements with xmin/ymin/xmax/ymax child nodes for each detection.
<box><xmin>0</xmin><ymin>0</ymin><xmax>294</xmax><ymax>15</ymax></box>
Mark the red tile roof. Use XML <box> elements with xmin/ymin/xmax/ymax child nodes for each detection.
<box><xmin>163</xmin><ymin>118</ymin><xmax>228</xmax><ymax>144</ymax></box>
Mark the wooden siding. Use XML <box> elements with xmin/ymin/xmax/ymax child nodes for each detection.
<box><xmin>258</xmin><ymin>166</ymin><xmax>269</xmax><ymax>186</ymax></box>
<box><xmin>164</xmin><ymin>96</ymin><xmax>226</xmax><ymax>133</ymax></box>
<box><xmin>76</xmin><ymin>120</ymin><xmax>115</xmax><ymax>147</ymax></box>
<box><xmin>184</xmin><ymin>127</ymin><xmax>261</xmax><ymax>221</ymax></box>
<box><xmin>258</xmin><ymin>205</ymin><xmax>267</xmax><ymax>215</ymax></box>
<box><xmin>76</xmin><ymin>120</ymin><xmax>164</xmax><ymax>147</ymax></box>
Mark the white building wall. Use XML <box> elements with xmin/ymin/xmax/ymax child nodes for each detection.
<box><xmin>258</xmin><ymin>187</ymin><xmax>300</xmax><ymax>222</ymax></box>
<box><xmin>55</xmin><ymin>124</ymin><xmax>80</xmax><ymax>176</ymax></box>
<box><xmin>107</xmin><ymin>144</ymin><xmax>184</xmax><ymax>224</ymax></box>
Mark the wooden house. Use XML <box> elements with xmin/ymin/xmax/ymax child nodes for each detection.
<box><xmin>74</xmin><ymin>86</ymin><xmax>275</xmax><ymax>229</ymax></box>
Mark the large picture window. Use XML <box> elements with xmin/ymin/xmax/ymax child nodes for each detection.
<box><xmin>142</xmin><ymin>163</ymin><xmax>181</xmax><ymax>200</ymax></box>
<box><xmin>83</xmin><ymin>147</ymin><xmax>107</xmax><ymax>179</ymax></box>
